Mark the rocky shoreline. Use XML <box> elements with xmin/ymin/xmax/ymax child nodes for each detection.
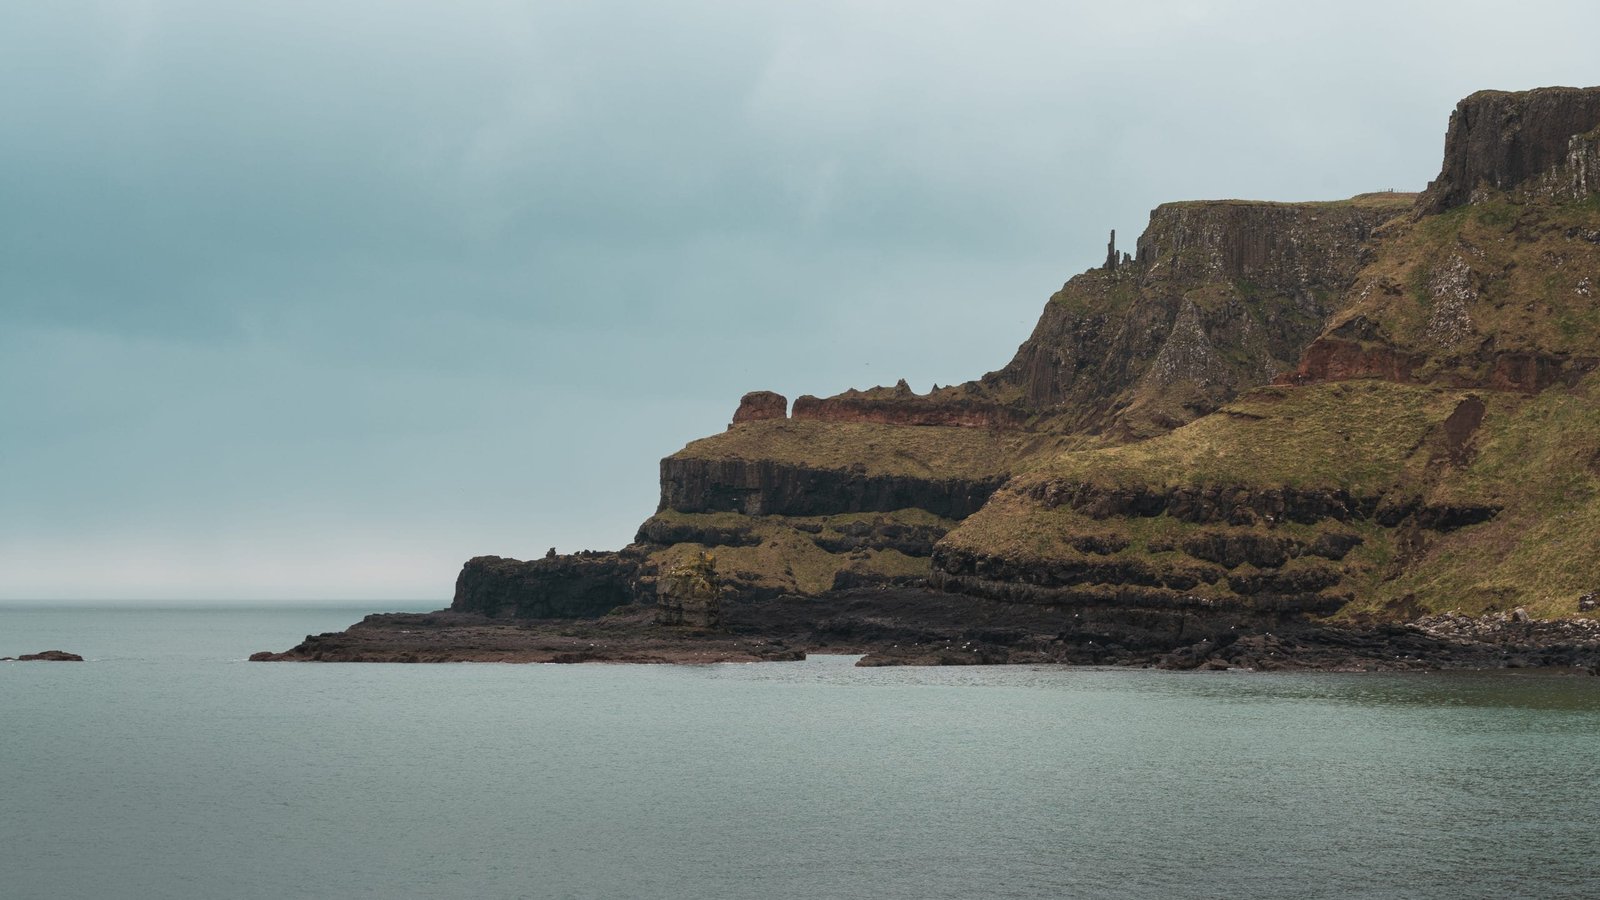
<box><xmin>252</xmin><ymin>589</ymin><xmax>1600</xmax><ymax>673</ymax></box>
<box><xmin>259</xmin><ymin>88</ymin><xmax>1600</xmax><ymax>676</ymax></box>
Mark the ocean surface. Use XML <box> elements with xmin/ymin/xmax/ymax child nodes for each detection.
<box><xmin>3</xmin><ymin>606</ymin><xmax>1598</xmax><ymax>900</ymax></box>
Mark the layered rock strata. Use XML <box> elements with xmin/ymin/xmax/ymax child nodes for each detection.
<box><xmin>1419</xmin><ymin>86</ymin><xmax>1600</xmax><ymax>215</ymax></box>
<box><xmin>262</xmin><ymin>86</ymin><xmax>1600</xmax><ymax>668</ymax></box>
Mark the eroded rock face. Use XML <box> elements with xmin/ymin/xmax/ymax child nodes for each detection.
<box><xmin>452</xmin><ymin>552</ymin><xmax>639</xmax><ymax>618</ymax></box>
<box><xmin>731</xmin><ymin>391</ymin><xmax>787</xmax><ymax>426</ymax></box>
<box><xmin>654</xmin><ymin>552</ymin><xmax>721</xmax><ymax>628</ymax></box>
<box><xmin>658</xmin><ymin>456</ymin><xmax>1006</xmax><ymax>519</ymax></box>
<box><xmin>979</xmin><ymin>196</ymin><xmax>1411</xmax><ymax>436</ymax></box>
<box><xmin>1419</xmin><ymin>86</ymin><xmax>1600</xmax><ymax>215</ymax></box>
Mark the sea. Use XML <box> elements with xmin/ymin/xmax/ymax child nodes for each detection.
<box><xmin>3</xmin><ymin>605</ymin><xmax>1598</xmax><ymax>900</ymax></box>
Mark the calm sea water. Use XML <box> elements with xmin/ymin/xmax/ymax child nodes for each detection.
<box><xmin>3</xmin><ymin>606</ymin><xmax>1598</xmax><ymax>900</ymax></box>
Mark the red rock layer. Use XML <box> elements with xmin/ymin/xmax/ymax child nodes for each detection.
<box><xmin>730</xmin><ymin>390</ymin><xmax>788</xmax><ymax>425</ymax></box>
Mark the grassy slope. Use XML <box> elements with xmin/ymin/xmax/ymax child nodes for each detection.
<box><xmin>641</xmin><ymin>509</ymin><xmax>951</xmax><ymax>595</ymax></box>
<box><xmin>941</xmin><ymin>381</ymin><xmax>1461</xmax><ymax>606</ymax></box>
<box><xmin>1333</xmin><ymin>194</ymin><xmax>1600</xmax><ymax>371</ymax></box>
<box><xmin>1021</xmin><ymin>381</ymin><xmax>1467</xmax><ymax>493</ymax></box>
<box><xmin>944</xmin><ymin>192</ymin><xmax>1600</xmax><ymax>620</ymax></box>
<box><xmin>1377</xmin><ymin>374</ymin><xmax>1600</xmax><ymax>618</ymax></box>
<box><xmin>673</xmin><ymin>419</ymin><xmax>1061</xmax><ymax>479</ymax></box>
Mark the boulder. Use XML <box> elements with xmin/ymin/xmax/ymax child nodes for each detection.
<box><xmin>731</xmin><ymin>391</ymin><xmax>787</xmax><ymax>426</ymax></box>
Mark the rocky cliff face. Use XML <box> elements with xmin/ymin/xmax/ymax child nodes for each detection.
<box><xmin>449</xmin><ymin>85</ymin><xmax>1600</xmax><ymax>645</ymax></box>
<box><xmin>977</xmin><ymin>195</ymin><xmax>1412</xmax><ymax>438</ymax></box>
<box><xmin>933</xmin><ymin>85</ymin><xmax>1600</xmax><ymax>626</ymax></box>
<box><xmin>768</xmin><ymin>194</ymin><xmax>1411</xmax><ymax>441</ymax></box>
<box><xmin>1295</xmin><ymin>86</ymin><xmax>1600</xmax><ymax>394</ymax></box>
<box><xmin>1419</xmin><ymin>86</ymin><xmax>1600</xmax><ymax>215</ymax></box>
<box><xmin>658</xmin><ymin>456</ymin><xmax>1006</xmax><ymax>519</ymax></box>
<box><xmin>452</xmin><ymin>552</ymin><xmax>640</xmax><ymax>618</ymax></box>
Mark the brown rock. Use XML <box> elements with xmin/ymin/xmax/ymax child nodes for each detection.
<box><xmin>731</xmin><ymin>391</ymin><xmax>787</xmax><ymax>426</ymax></box>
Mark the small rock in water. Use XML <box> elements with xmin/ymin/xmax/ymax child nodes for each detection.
<box><xmin>4</xmin><ymin>650</ymin><xmax>84</xmax><ymax>662</ymax></box>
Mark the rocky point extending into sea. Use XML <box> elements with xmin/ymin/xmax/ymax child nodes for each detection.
<box><xmin>257</xmin><ymin>86</ymin><xmax>1600</xmax><ymax>672</ymax></box>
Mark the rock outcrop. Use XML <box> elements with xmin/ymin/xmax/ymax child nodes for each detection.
<box><xmin>658</xmin><ymin>456</ymin><xmax>1006</xmax><ymax>519</ymax></box>
<box><xmin>2</xmin><ymin>650</ymin><xmax>84</xmax><ymax>661</ymax></box>
<box><xmin>654</xmin><ymin>552</ymin><xmax>721</xmax><ymax>627</ymax></box>
<box><xmin>260</xmin><ymin>85</ymin><xmax>1600</xmax><ymax>669</ymax></box>
<box><xmin>1419</xmin><ymin>86</ymin><xmax>1600</xmax><ymax>215</ymax></box>
<box><xmin>976</xmin><ymin>194</ymin><xmax>1412</xmax><ymax>437</ymax></box>
<box><xmin>731</xmin><ymin>391</ymin><xmax>787</xmax><ymax>426</ymax></box>
<box><xmin>451</xmin><ymin>552</ymin><xmax>639</xmax><ymax>618</ymax></box>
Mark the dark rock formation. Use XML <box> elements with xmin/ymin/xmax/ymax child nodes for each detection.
<box><xmin>3</xmin><ymin>650</ymin><xmax>84</xmax><ymax>661</ymax></box>
<box><xmin>1419</xmin><ymin>86</ymin><xmax>1600</xmax><ymax>215</ymax></box>
<box><xmin>1019</xmin><ymin>480</ymin><xmax>1497</xmax><ymax>530</ymax></box>
<box><xmin>658</xmin><ymin>456</ymin><xmax>1006</xmax><ymax>519</ymax></box>
<box><xmin>654</xmin><ymin>552</ymin><xmax>721</xmax><ymax>628</ymax></box>
<box><xmin>731</xmin><ymin>391</ymin><xmax>787</xmax><ymax>426</ymax></box>
<box><xmin>451</xmin><ymin>552</ymin><xmax>639</xmax><ymax>618</ymax></box>
<box><xmin>978</xmin><ymin>195</ymin><xmax>1411</xmax><ymax>436</ymax></box>
<box><xmin>250</xmin><ymin>588</ymin><xmax>1600</xmax><ymax>671</ymax></box>
<box><xmin>249</xmin><ymin>608</ymin><xmax>804</xmax><ymax>664</ymax></box>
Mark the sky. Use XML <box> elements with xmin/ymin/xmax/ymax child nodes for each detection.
<box><xmin>3</xmin><ymin>0</ymin><xmax>1598</xmax><ymax>602</ymax></box>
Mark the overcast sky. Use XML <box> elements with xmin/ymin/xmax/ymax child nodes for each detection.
<box><xmin>4</xmin><ymin>1</ymin><xmax>1597</xmax><ymax>602</ymax></box>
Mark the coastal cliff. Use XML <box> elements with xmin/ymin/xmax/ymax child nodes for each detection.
<box><xmin>983</xmin><ymin>194</ymin><xmax>1411</xmax><ymax>438</ymax></box>
<box><xmin>935</xmin><ymin>84</ymin><xmax>1600</xmax><ymax>632</ymax></box>
<box><xmin>260</xmin><ymin>85</ymin><xmax>1600</xmax><ymax>668</ymax></box>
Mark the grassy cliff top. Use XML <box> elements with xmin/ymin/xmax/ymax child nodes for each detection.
<box><xmin>1023</xmin><ymin>380</ymin><xmax>1473</xmax><ymax>494</ymax></box>
<box><xmin>1154</xmin><ymin>192</ymin><xmax>1417</xmax><ymax>211</ymax></box>
<box><xmin>672</xmin><ymin>419</ymin><xmax>1056</xmax><ymax>479</ymax></box>
<box><xmin>1329</xmin><ymin>194</ymin><xmax>1600</xmax><ymax>363</ymax></box>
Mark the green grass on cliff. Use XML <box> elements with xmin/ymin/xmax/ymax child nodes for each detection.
<box><xmin>643</xmin><ymin>509</ymin><xmax>943</xmax><ymax>595</ymax></box>
<box><xmin>1356</xmin><ymin>373</ymin><xmax>1600</xmax><ymax>619</ymax></box>
<box><xmin>1332</xmin><ymin>193</ymin><xmax>1600</xmax><ymax>368</ymax></box>
<box><xmin>944</xmin><ymin>372</ymin><xmax>1600</xmax><ymax>620</ymax></box>
<box><xmin>1023</xmin><ymin>380</ymin><xmax>1469</xmax><ymax>494</ymax></box>
<box><xmin>674</xmin><ymin>419</ymin><xmax>1053</xmax><ymax>479</ymax></box>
